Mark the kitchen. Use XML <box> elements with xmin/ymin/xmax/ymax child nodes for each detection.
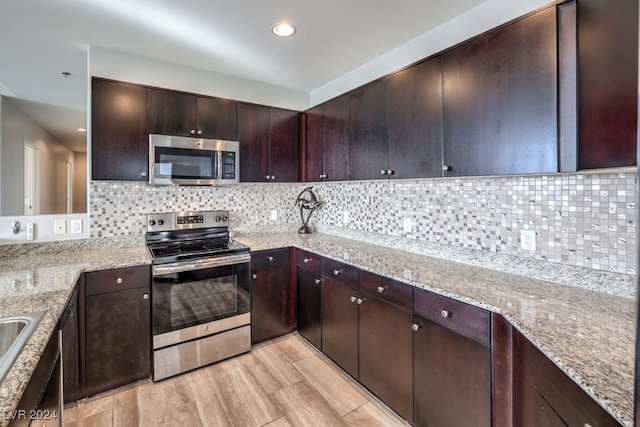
<box><xmin>0</xmin><ymin>0</ymin><xmax>638</xmax><ymax>426</ymax></box>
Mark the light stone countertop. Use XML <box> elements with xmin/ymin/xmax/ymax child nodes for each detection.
<box><xmin>0</xmin><ymin>240</ymin><xmax>151</xmax><ymax>427</ymax></box>
<box><xmin>0</xmin><ymin>232</ymin><xmax>635</xmax><ymax>426</ymax></box>
<box><xmin>235</xmin><ymin>232</ymin><xmax>636</xmax><ymax>426</ymax></box>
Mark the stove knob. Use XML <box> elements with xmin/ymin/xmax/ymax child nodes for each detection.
<box><xmin>222</xmin><ymin>216</ymin><xmax>228</xmax><ymax>222</ymax></box>
<box><xmin>149</xmin><ymin>220</ymin><xmax>156</xmax><ymax>226</ymax></box>
<box><xmin>158</xmin><ymin>219</ymin><xmax>164</xmax><ymax>226</ymax></box>
<box><xmin>216</xmin><ymin>216</ymin><xmax>221</xmax><ymax>222</ymax></box>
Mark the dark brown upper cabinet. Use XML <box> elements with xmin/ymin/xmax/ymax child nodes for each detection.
<box><xmin>91</xmin><ymin>78</ymin><xmax>149</xmax><ymax>181</ymax></box>
<box><xmin>442</xmin><ymin>7</ymin><xmax>558</xmax><ymax>177</ymax></box>
<box><xmin>238</xmin><ymin>103</ymin><xmax>299</xmax><ymax>182</ymax></box>
<box><xmin>348</xmin><ymin>80</ymin><xmax>389</xmax><ymax>181</ymax></box>
<box><xmin>387</xmin><ymin>56</ymin><xmax>444</xmax><ymax>179</ymax></box>
<box><xmin>148</xmin><ymin>88</ymin><xmax>237</xmax><ymax>140</ymax></box>
<box><xmin>577</xmin><ymin>0</ymin><xmax>638</xmax><ymax>169</ymax></box>
<box><xmin>303</xmin><ymin>94</ymin><xmax>350</xmax><ymax>182</ymax></box>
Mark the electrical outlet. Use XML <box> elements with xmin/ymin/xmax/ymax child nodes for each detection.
<box><xmin>403</xmin><ymin>218</ymin><xmax>412</xmax><ymax>233</ymax></box>
<box><xmin>270</xmin><ymin>210</ymin><xmax>278</xmax><ymax>220</ymax></box>
<box><xmin>54</xmin><ymin>219</ymin><xmax>66</xmax><ymax>235</ymax></box>
<box><xmin>343</xmin><ymin>212</ymin><xmax>350</xmax><ymax>224</ymax></box>
<box><xmin>70</xmin><ymin>219</ymin><xmax>83</xmax><ymax>234</ymax></box>
<box><xmin>26</xmin><ymin>223</ymin><xmax>34</xmax><ymax>241</ymax></box>
<box><xmin>520</xmin><ymin>230</ymin><xmax>536</xmax><ymax>251</ymax></box>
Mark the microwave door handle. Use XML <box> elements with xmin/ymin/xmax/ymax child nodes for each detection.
<box><xmin>217</xmin><ymin>150</ymin><xmax>222</xmax><ymax>181</ymax></box>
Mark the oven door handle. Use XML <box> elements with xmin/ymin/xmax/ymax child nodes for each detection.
<box><xmin>153</xmin><ymin>253</ymin><xmax>251</xmax><ymax>275</ymax></box>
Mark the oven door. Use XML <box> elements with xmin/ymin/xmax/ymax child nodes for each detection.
<box><xmin>151</xmin><ymin>253</ymin><xmax>250</xmax><ymax>349</ymax></box>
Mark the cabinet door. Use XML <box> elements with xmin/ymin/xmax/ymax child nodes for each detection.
<box><xmin>269</xmin><ymin>108</ymin><xmax>299</xmax><ymax>182</ymax></box>
<box><xmin>196</xmin><ymin>96</ymin><xmax>238</xmax><ymax>140</ymax></box>
<box><xmin>442</xmin><ymin>7</ymin><xmax>557</xmax><ymax>176</ymax></box>
<box><xmin>91</xmin><ymin>78</ymin><xmax>149</xmax><ymax>181</ymax></box>
<box><xmin>413</xmin><ymin>315</ymin><xmax>491</xmax><ymax>427</ymax></box>
<box><xmin>577</xmin><ymin>0</ymin><xmax>638</xmax><ymax>169</ymax></box>
<box><xmin>349</xmin><ymin>80</ymin><xmax>388</xmax><ymax>181</ymax></box>
<box><xmin>84</xmin><ymin>287</ymin><xmax>150</xmax><ymax>396</ymax></box>
<box><xmin>303</xmin><ymin>104</ymin><xmax>325</xmax><ymax>182</ymax></box>
<box><xmin>251</xmin><ymin>264</ymin><xmax>292</xmax><ymax>344</ymax></box>
<box><xmin>387</xmin><ymin>57</ymin><xmax>443</xmax><ymax>179</ymax></box>
<box><xmin>296</xmin><ymin>266</ymin><xmax>322</xmax><ymax>348</ymax></box>
<box><xmin>513</xmin><ymin>330</ymin><xmax>621</xmax><ymax>427</ymax></box>
<box><xmin>321</xmin><ymin>277</ymin><xmax>359</xmax><ymax>379</ymax></box>
<box><xmin>359</xmin><ymin>295</ymin><xmax>413</xmax><ymax>422</ymax></box>
<box><xmin>323</xmin><ymin>94</ymin><xmax>350</xmax><ymax>182</ymax></box>
<box><xmin>238</xmin><ymin>103</ymin><xmax>270</xmax><ymax>182</ymax></box>
<box><xmin>148</xmin><ymin>88</ymin><xmax>196</xmax><ymax>137</ymax></box>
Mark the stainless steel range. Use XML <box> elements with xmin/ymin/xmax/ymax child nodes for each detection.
<box><xmin>146</xmin><ymin>210</ymin><xmax>251</xmax><ymax>381</ymax></box>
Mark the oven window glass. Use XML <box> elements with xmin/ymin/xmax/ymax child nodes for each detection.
<box><xmin>152</xmin><ymin>263</ymin><xmax>250</xmax><ymax>336</ymax></box>
<box><xmin>154</xmin><ymin>147</ymin><xmax>217</xmax><ymax>179</ymax></box>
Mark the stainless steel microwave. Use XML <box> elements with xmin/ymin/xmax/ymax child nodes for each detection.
<box><xmin>149</xmin><ymin>134</ymin><xmax>239</xmax><ymax>186</ymax></box>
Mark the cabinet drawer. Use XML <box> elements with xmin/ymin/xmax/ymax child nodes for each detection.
<box><xmin>322</xmin><ymin>258</ymin><xmax>358</xmax><ymax>290</ymax></box>
<box><xmin>251</xmin><ymin>248</ymin><xmax>289</xmax><ymax>269</ymax></box>
<box><xmin>296</xmin><ymin>249</ymin><xmax>321</xmax><ymax>274</ymax></box>
<box><xmin>85</xmin><ymin>265</ymin><xmax>150</xmax><ymax>296</ymax></box>
<box><xmin>359</xmin><ymin>270</ymin><xmax>412</xmax><ymax>312</ymax></box>
<box><xmin>413</xmin><ymin>288</ymin><xmax>489</xmax><ymax>347</ymax></box>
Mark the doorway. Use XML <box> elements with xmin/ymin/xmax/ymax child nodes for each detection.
<box><xmin>23</xmin><ymin>140</ymin><xmax>39</xmax><ymax>215</ymax></box>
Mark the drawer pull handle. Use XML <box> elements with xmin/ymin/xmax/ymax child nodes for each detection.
<box><xmin>314</xmin><ymin>278</ymin><xmax>321</xmax><ymax>285</ymax></box>
<box><xmin>333</xmin><ymin>269</ymin><xmax>341</xmax><ymax>276</ymax></box>
<box><xmin>356</xmin><ymin>297</ymin><xmax>364</xmax><ymax>305</ymax></box>
<box><xmin>116</xmin><ymin>277</ymin><xmax>123</xmax><ymax>284</ymax></box>
<box><xmin>304</xmin><ymin>258</ymin><xmax>312</xmax><ymax>263</ymax></box>
<box><xmin>442</xmin><ymin>165</ymin><xmax>452</xmax><ymax>171</ymax></box>
<box><xmin>204</xmin><ymin>325</ymin><xmax>209</xmax><ymax>331</ymax></box>
<box><xmin>140</xmin><ymin>171</ymin><xmax>148</xmax><ymax>178</ymax></box>
<box><xmin>143</xmin><ymin>293</ymin><xmax>149</xmax><ymax>300</ymax></box>
<box><xmin>267</xmin><ymin>256</ymin><xmax>274</xmax><ymax>261</ymax></box>
<box><xmin>377</xmin><ymin>285</ymin><xmax>386</xmax><ymax>293</ymax></box>
<box><xmin>441</xmin><ymin>309</ymin><xmax>450</xmax><ymax>318</ymax></box>
<box><xmin>252</xmin><ymin>274</ymin><xmax>258</xmax><ymax>279</ymax></box>
<box><xmin>350</xmin><ymin>296</ymin><xmax>357</xmax><ymax>303</ymax></box>
<box><xmin>412</xmin><ymin>323</ymin><xmax>422</xmax><ymax>331</ymax></box>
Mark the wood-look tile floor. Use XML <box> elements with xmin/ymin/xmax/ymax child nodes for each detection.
<box><xmin>63</xmin><ymin>334</ymin><xmax>409</xmax><ymax>427</ymax></box>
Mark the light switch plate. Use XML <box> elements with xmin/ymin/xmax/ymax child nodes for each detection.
<box><xmin>54</xmin><ymin>219</ymin><xmax>66</xmax><ymax>235</ymax></box>
<box><xmin>343</xmin><ymin>212</ymin><xmax>350</xmax><ymax>224</ymax></box>
<box><xmin>270</xmin><ymin>210</ymin><xmax>278</xmax><ymax>220</ymax></box>
<box><xmin>403</xmin><ymin>218</ymin><xmax>412</xmax><ymax>233</ymax></box>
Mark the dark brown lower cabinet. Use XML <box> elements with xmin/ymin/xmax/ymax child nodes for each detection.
<box><xmin>358</xmin><ymin>294</ymin><xmax>413</xmax><ymax>422</ymax></box>
<box><xmin>84</xmin><ymin>267</ymin><xmax>150</xmax><ymax>397</ymax></box>
<box><xmin>513</xmin><ymin>330</ymin><xmax>621</xmax><ymax>426</ymax></box>
<box><xmin>251</xmin><ymin>262</ymin><xmax>293</xmax><ymax>344</ymax></box>
<box><xmin>321</xmin><ymin>277</ymin><xmax>359</xmax><ymax>379</ymax></box>
<box><xmin>413</xmin><ymin>286</ymin><xmax>491</xmax><ymax>427</ymax></box>
<box><xmin>296</xmin><ymin>266</ymin><xmax>322</xmax><ymax>348</ymax></box>
<box><xmin>413</xmin><ymin>315</ymin><xmax>491</xmax><ymax>427</ymax></box>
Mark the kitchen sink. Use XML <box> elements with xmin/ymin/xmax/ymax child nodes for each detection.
<box><xmin>0</xmin><ymin>311</ymin><xmax>46</xmax><ymax>383</ymax></box>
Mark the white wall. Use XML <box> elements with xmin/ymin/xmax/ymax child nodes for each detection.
<box><xmin>89</xmin><ymin>46</ymin><xmax>310</xmax><ymax>111</ymax></box>
<box><xmin>0</xmin><ymin>97</ymin><xmax>76</xmax><ymax>216</ymax></box>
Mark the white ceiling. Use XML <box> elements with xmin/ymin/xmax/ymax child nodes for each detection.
<box><xmin>0</xmin><ymin>0</ymin><xmax>549</xmax><ymax>152</ymax></box>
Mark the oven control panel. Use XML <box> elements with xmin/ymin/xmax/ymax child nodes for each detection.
<box><xmin>147</xmin><ymin>210</ymin><xmax>229</xmax><ymax>232</ymax></box>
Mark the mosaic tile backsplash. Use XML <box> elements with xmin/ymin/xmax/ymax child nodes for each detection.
<box><xmin>90</xmin><ymin>170</ymin><xmax>637</xmax><ymax>275</ymax></box>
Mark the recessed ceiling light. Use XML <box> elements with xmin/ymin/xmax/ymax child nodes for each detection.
<box><xmin>272</xmin><ymin>23</ymin><xmax>296</xmax><ymax>37</ymax></box>
<box><xmin>76</xmin><ymin>128</ymin><xmax>87</xmax><ymax>132</ymax></box>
